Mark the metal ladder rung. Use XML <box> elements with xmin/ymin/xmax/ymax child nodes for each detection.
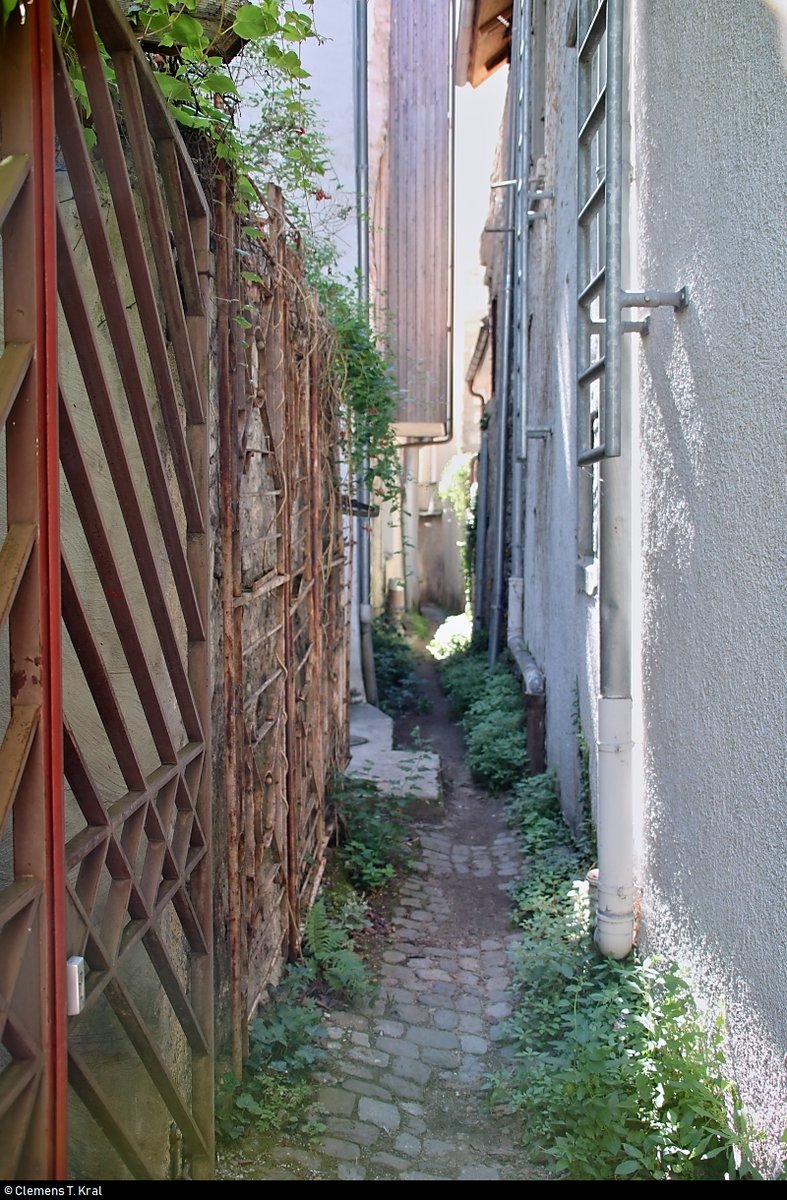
<box><xmin>578</xmin><ymin>177</ymin><xmax>606</xmax><ymax>226</ymax></box>
<box><xmin>578</xmin><ymin>86</ymin><xmax>606</xmax><ymax>145</ymax></box>
<box><xmin>578</xmin><ymin>0</ymin><xmax>608</xmax><ymax>63</ymax></box>
<box><xmin>578</xmin><ymin>267</ymin><xmax>605</xmax><ymax>307</ymax></box>
<box><xmin>578</xmin><ymin>357</ymin><xmax>605</xmax><ymax>388</ymax></box>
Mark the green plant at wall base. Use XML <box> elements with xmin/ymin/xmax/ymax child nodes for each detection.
<box><xmin>330</xmin><ymin>774</ymin><xmax>414</xmax><ymax>893</ymax></box>
<box><xmin>303</xmin><ymin>897</ymin><xmax>369</xmax><ymax>1000</ymax></box>
<box><xmin>572</xmin><ymin>679</ymin><xmax>591</xmax><ymax>816</ymax></box>
<box><xmin>462</xmin><ymin>663</ymin><xmax>528</xmax><ymax>791</ymax></box>
<box><xmin>492</xmin><ymin>770</ymin><xmax>769</xmax><ymax>1181</ymax></box>
<box><xmin>216</xmin><ymin>965</ymin><xmax>327</xmax><ymax>1144</ymax></box>
<box><xmin>438</xmin><ymin>647</ymin><xmax>488</xmax><ymax>717</ymax></box>
<box><xmin>372</xmin><ymin>615</ymin><xmax>430</xmax><ymax>715</ymax></box>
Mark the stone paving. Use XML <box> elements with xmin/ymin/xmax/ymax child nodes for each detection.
<box><xmin>248</xmin><ymin>820</ymin><xmax>539</xmax><ymax>1181</ymax></box>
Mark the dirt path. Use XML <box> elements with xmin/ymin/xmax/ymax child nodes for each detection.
<box><xmin>218</xmin><ymin>628</ymin><xmax>543</xmax><ymax>1181</ymax></box>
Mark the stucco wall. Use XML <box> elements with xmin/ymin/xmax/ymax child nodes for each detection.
<box><xmin>631</xmin><ymin>0</ymin><xmax>787</xmax><ymax>1165</ymax></box>
<box><xmin>481</xmin><ymin>0</ymin><xmax>786</xmax><ymax>1167</ymax></box>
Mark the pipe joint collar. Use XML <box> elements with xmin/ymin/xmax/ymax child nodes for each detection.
<box><xmin>360</xmin><ymin>604</ymin><xmax>372</xmax><ymax>625</ymax></box>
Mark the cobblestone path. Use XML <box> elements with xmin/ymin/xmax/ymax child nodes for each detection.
<box><xmin>218</xmin><ymin>635</ymin><xmax>542</xmax><ymax>1181</ymax></box>
<box><xmin>251</xmin><ymin>815</ymin><xmax>536</xmax><ymax>1181</ymax></box>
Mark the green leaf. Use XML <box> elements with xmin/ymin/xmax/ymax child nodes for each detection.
<box><xmin>155</xmin><ymin>74</ymin><xmax>193</xmax><ymax>103</ymax></box>
<box><xmin>232</xmin><ymin>4</ymin><xmax>279</xmax><ymax>40</ymax></box>
<box><xmin>200</xmin><ymin>71</ymin><xmax>239</xmax><ymax>96</ymax></box>
<box><xmin>615</xmin><ymin>1160</ymin><xmax>642</xmax><ymax>1177</ymax></box>
<box><xmin>241</xmin><ymin>271</ymin><xmax>265</xmax><ymax>285</ymax></box>
<box><xmin>171</xmin><ymin>108</ymin><xmax>213</xmax><ymax>130</ymax></box>
<box><xmin>170</xmin><ymin>12</ymin><xmax>206</xmax><ymax>47</ymax></box>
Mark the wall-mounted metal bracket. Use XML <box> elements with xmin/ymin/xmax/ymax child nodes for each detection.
<box><xmin>590</xmin><ymin>317</ymin><xmax>651</xmax><ymax>336</ymax></box>
<box><xmin>527</xmin><ymin>210</ymin><xmax>548</xmax><ymax>223</ymax></box>
<box><xmin>622</xmin><ymin>285</ymin><xmax>689</xmax><ymax>311</ymax></box>
<box><xmin>526</xmin><ymin>426</ymin><xmax>552</xmax><ymax>439</ymax></box>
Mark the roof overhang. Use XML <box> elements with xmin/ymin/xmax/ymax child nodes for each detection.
<box><xmin>455</xmin><ymin>0</ymin><xmax>513</xmax><ymax>88</ymax></box>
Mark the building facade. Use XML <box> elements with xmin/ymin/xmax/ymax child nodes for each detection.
<box><xmin>462</xmin><ymin>0</ymin><xmax>787</xmax><ymax>1169</ymax></box>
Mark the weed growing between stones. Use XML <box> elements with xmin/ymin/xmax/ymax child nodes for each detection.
<box><xmin>491</xmin><ymin>771</ymin><xmax>770</xmax><ymax>1181</ymax></box>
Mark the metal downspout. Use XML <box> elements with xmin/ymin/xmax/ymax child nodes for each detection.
<box><xmin>473</xmin><ymin>431</ymin><xmax>489</xmax><ymax>636</ymax></box>
<box><xmin>354</xmin><ymin>0</ymin><xmax>378</xmax><ymax>704</ymax></box>
<box><xmin>487</xmin><ymin>101</ymin><xmax>516</xmax><ymax>666</ymax></box>
<box><xmin>505</xmin><ymin>0</ymin><xmax>544</xmax><ymax>701</ymax></box>
<box><xmin>595</xmin><ymin>0</ymin><xmax>634</xmax><ymax>960</ymax></box>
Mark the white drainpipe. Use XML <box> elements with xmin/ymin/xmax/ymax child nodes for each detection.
<box><xmin>595</xmin><ymin>695</ymin><xmax>634</xmax><ymax>958</ymax></box>
<box><xmin>595</xmin><ymin>0</ymin><xmax>634</xmax><ymax>959</ymax></box>
<box><xmin>507</xmin><ymin>577</ymin><xmax>544</xmax><ymax>696</ymax></box>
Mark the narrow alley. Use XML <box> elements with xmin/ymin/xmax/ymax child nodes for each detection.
<box><xmin>218</xmin><ymin>644</ymin><xmax>542</xmax><ymax>1182</ymax></box>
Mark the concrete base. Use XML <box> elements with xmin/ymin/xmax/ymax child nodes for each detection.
<box><xmin>348</xmin><ymin>703</ymin><xmax>441</xmax><ymax>803</ymax></box>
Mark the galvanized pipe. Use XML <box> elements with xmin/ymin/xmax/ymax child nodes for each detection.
<box><xmin>487</xmin><ymin>86</ymin><xmax>517</xmax><ymax>665</ymax></box>
<box><xmin>473</xmin><ymin>431</ymin><xmax>489</xmax><ymax>636</ymax></box>
<box><xmin>595</xmin><ymin>0</ymin><xmax>634</xmax><ymax>960</ymax></box>
<box><xmin>604</xmin><ymin>0</ymin><xmax>623</xmax><ymax>460</ymax></box>
<box><xmin>353</xmin><ymin>0</ymin><xmax>378</xmax><ymax>702</ymax></box>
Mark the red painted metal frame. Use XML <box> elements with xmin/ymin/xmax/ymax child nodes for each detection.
<box><xmin>31</xmin><ymin>0</ymin><xmax>68</xmax><ymax>1173</ymax></box>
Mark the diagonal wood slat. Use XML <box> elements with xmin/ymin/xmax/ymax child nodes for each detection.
<box><xmin>51</xmin><ymin>41</ymin><xmax>206</xmax><ymax>552</ymax></box>
<box><xmin>68</xmin><ymin>1050</ymin><xmax>154</xmax><ymax>1180</ymax></box>
<box><xmin>0</xmin><ymin>342</ymin><xmax>34</xmax><ymax>433</ymax></box>
<box><xmin>88</xmin><ymin>0</ymin><xmax>207</xmax><ymax>221</ymax></box>
<box><xmin>59</xmin><ymin>396</ymin><xmax>180</xmax><ymax>765</ymax></box>
<box><xmin>0</xmin><ymin>1063</ymin><xmax>39</xmax><ymax>1179</ymax></box>
<box><xmin>57</xmin><ymin>241</ymin><xmax>203</xmax><ymax>745</ymax></box>
<box><xmin>61</xmin><ymin>556</ymin><xmax>149</xmax><ymax>790</ymax></box>
<box><xmin>157</xmin><ymin>138</ymin><xmax>204</xmax><ymax>320</ymax></box>
<box><xmin>0</xmin><ymin>879</ymin><xmax>41</xmax><ymax>930</ymax></box>
<box><xmin>0</xmin><ymin>896</ymin><xmax>41</xmax><ymax>1053</ymax></box>
<box><xmin>171</xmin><ymin>883</ymin><xmax>209</xmax><ymax>957</ymax></box>
<box><xmin>0</xmin><ymin>153</ymin><xmax>29</xmax><ymax>226</ymax></box>
<box><xmin>69</xmin><ymin>1</ymin><xmax>206</xmax><ymax>458</ymax></box>
<box><xmin>111</xmin><ymin>53</ymin><xmax>204</xmax><ymax>425</ymax></box>
<box><xmin>0</xmin><ymin>523</ymin><xmax>36</xmax><ymax>630</ymax></box>
<box><xmin>3</xmin><ymin>1009</ymin><xmax>41</xmax><ymax>1063</ymax></box>
<box><xmin>0</xmin><ymin>704</ymin><xmax>40</xmax><ymax>841</ymax></box>
<box><xmin>104</xmin><ymin>978</ymin><xmax>208</xmax><ymax>1159</ymax></box>
<box><xmin>142</xmin><ymin>927</ymin><xmax>209</xmax><ymax>1055</ymax></box>
<box><xmin>0</xmin><ymin>1059</ymin><xmax>39</xmax><ymax>1128</ymax></box>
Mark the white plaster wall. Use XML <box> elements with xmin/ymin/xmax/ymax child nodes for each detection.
<box><xmin>511</xmin><ymin>0</ymin><xmax>785</xmax><ymax>1164</ymax></box>
<box><xmin>630</xmin><ymin>0</ymin><xmax>787</xmax><ymax>1167</ymax></box>
<box><xmin>298</xmin><ymin>0</ymin><xmax>358</xmax><ymax>281</ymax></box>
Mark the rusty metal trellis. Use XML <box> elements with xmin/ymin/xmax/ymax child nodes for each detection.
<box><xmin>220</xmin><ymin>186</ymin><xmax>350</xmax><ymax>1047</ymax></box>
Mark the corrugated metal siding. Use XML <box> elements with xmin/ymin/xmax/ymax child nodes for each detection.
<box><xmin>386</xmin><ymin>0</ymin><xmax>452</xmax><ymax>427</ymax></box>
